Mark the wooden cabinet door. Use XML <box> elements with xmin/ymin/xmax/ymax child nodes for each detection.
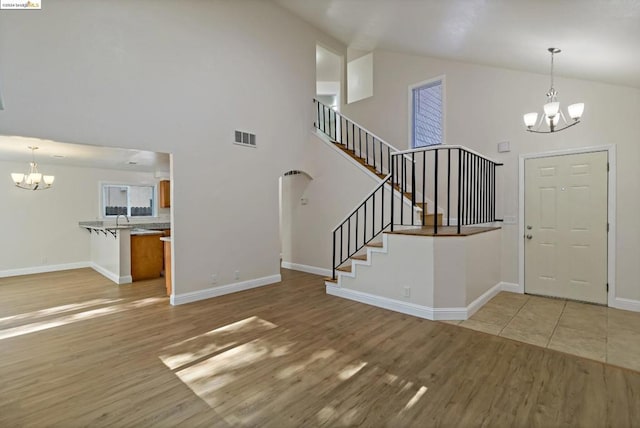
<box><xmin>159</xmin><ymin>180</ymin><xmax>171</xmax><ymax>208</ymax></box>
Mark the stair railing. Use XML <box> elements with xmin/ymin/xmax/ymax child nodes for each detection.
<box><xmin>314</xmin><ymin>99</ymin><xmax>407</xmax><ymax>177</ymax></box>
<box><xmin>390</xmin><ymin>146</ymin><xmax>503</xmax><ymax>235</ymax></box>
<box><xmin>332</xmin><ymin>174</ymin><xmax>392</xmax><ymax>280</ymax></box>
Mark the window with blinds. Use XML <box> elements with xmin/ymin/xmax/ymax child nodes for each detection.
<box><xmin>412</xmin><ymin>79</ymin><xmax>443</xmax><ymax>148</ymax></box>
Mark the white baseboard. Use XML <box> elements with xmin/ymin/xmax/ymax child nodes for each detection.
<box><xmin>0</xmin><ymin>262</ymin><xmax>91</xmax><ymax>278</ymax></box>
<box><xmin>171</xmin><ymin>274</ymin><xmax>282</xmax><ymax>306</ymax></box>
<box><xmin>281</xmin><ymin>261</ymin><xmax>331</xmax><ymax>277</ymax></box>
<box><xmin>90</xmin><ymin>263</ymin><xmax>132</xmax><ymax>285</ymax></box>
<box><xmin>500</xmin><ymin>281</ymin><xmax>523</xmax><ymax>293</ymax></box>
<box><xmin>466</xmin><ymin>282</ymin><xmax>503</xmax><ymax>318</ymax></box>
<box><xmin>327</xmin><ymin>281</ymin><xmax>504</xmax><ymax>321</ymax></box>
<box><xmin>612</xmin><ymin>297</ymin><xmax>640</xmax><ymax>313</ymax></box>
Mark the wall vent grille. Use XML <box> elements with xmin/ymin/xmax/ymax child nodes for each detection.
<box><xmin>234</xmin><ymin>130</ymin><xmax>256</xmax><ymax>148</ymax></box>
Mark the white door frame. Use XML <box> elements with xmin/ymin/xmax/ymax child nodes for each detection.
<box><xmin>518</xmin><ymin>145</ymin><xmax>616</xmax><ymax>307</ymax></box>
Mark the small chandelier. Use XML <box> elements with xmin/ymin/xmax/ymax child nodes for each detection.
<box><xmin>11</xmin><ymin>146</ymin><xmax>55</xmax><ymax>190</ymax></box>
<box><xmin>523</xmin><ymin>48</ymin><xmax>584</xmax><ymax>133</ymax></box>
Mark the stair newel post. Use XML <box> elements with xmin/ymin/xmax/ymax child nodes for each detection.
<box><xmin>434</xmin><ymin>148</ymin><xmax>439</xmax><ymax>234</ymax></box>
<box><xmin>391</xmin><ymin>155</ymin><xmax>395</xmax><ymax>232</ymax></box>
<box><xmin>457</xmin><ymin>149</ymin><xmax>462</xmax><ymax>234</ymax></box>
<box><xmin>447</xmin><ymin>149</ymin><xmax>451</xmax><ymax>227</ymax></box>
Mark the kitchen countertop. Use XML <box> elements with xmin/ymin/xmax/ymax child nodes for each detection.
<box><xmin>79</xmin><ymin>221</ymin><xmax>171</xmax><ymax>231</ymax></box>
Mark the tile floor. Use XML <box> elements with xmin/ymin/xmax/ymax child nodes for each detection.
<box><xmin>443</xmin><ymin>292</ymin><xmax>640</xmax><ymax>372</ymax></box>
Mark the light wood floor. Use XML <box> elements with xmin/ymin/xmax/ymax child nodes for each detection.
<box><xmin>1</xmin><ymin>268</ymin><xmax>640</xmax><ymax>427</ymax></box>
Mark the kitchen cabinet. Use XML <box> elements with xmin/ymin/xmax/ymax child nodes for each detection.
<box><xmin>161</xmin><ymin>237</ymin><xmax>172</xmax><ymax>296</ymax></box>
<box><xmin>159</xmin><ymin>180</ymin><xmax>171</xmax><ymax>208</ymax></box>
<box><xmin>131</xmin><ymin>234</ymin><xmax>164</xmax><ymax>281</ymax></box>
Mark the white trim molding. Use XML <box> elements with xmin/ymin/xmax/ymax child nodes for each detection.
<box><xmin>500</xmin><ymin>281</ymin><xmax>523</xmax><ymax>294</ymax></box>
<box><xmin>170</xmin><ymin>274</ymin><xmax>281</xmax><ymax>306</ymax></box>
<box><xmin>327</xmin><ymin>281</ymin><xmax>503</xmax><ymax>321</ymax></box>
<box><xmin>518</xmin><ymin>145</ymin><xmax>616</xmax><ymax>308</ymax></box>
<box><xmin>90</xmin><ymin>263</ymin><xmax>132</xmax><ymax>285</ymax></box>
<box><xmin>0</xmin><ymin>262</ymin><xmax>91</xmax><ymax>278</ymax></box>
<box><xmin>281</xmin><ymin>261</ymin><xmax>331</xmax><ymax>277</ymax></box>
<box><xmin>466</xmin><ymin>282</ymin><xmax>503</xmax><ymax>318</ymax></box>
<box><xmin>611</xmin><ymin>297</ymin><xmax>640</xmax><ymax>313</ymax></box>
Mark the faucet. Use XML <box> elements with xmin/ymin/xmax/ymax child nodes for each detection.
<box><xmin>116</xmin><ymin>214</ymin><xmax>130</xmax><ymax>227</ymax></box>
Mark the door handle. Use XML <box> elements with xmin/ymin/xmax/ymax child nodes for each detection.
<box><xmin>526</xmin><ymin>234</ymin><xmax>533</xmax><ymax>240</ymax></box>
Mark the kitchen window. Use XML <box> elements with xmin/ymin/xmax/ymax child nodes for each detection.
<box><xmin>101</xmin><ymin>184</ymin><xmax>157</xmax><ymax>218</ymax></box>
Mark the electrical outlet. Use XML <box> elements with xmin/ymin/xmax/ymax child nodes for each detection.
<box><xmin>403</xmin><ymin>286</ymin><xmax>411</xmax><ymax>298</ymax></box>
<box><xmin>211</xmin><ymin>274</ymin><xmax>218</xmax><ymax>284</ymax></box>
<box><xmin>234</xmin><ymin>270</ymin><xmax>240</xmax><ymax>280</ymax></box>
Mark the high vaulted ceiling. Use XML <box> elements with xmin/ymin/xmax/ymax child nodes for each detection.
<box><xmin>276</xmin><ymin>0</ymin><xmax>640</xmax><ymax>88</ymax></box>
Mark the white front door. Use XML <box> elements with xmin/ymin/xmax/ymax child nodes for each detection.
<box><xmin>524</xmin><ymin>151</ymin><xmax>608</xmax><ymax>304</ymax></box>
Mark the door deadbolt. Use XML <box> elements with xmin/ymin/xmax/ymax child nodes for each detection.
<box><xmin>526</xmin><ymin>225</ymin><xmax>532</xmax><ymax>230</ymax></box>
<box><xmin>526</xmin><ymin>234</ymin><xmax>533</xmax><ymax>240</ymax></box>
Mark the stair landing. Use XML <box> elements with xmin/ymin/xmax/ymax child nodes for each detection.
<box><xmin>388</xmin><ymin>226</ymin><xmax>500</xmax><ymax>237</ymax></box>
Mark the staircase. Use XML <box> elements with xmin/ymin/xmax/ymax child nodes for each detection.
<box><xmin>313</xmin><ymin>99</ymin><xmax>503</xmax><ymax>284</ymax></box>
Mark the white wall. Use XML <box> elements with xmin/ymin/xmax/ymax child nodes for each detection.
<box><xmin>342</xmin><ymin>50</ymin><xmax>640</xmax><ymax>302</ymax></box>
<box><xmin>347</xmin><ymin>53</ymin><xmax>374</xmax><ymax>104</ymax></box>
<box><xmin>283</xmin><ymin>133</ymin><xmax>381</xmax><ymax>270</ymax></box>
<box><xmin>0</xmin><ymin>159</ymin><xmax>167</xmax><ymax>275</ymax></box>
<box><xmin>0</xmin><ymin>0</ymin><xmax>345</xmax><ymax>297</ymax></box>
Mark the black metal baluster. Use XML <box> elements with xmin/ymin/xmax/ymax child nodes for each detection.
<box><xmin>364</xmin><ymin>199</ymin><xmax>367</xmax><ymax>247</ymax></box>
<box><xmin>379</xmin><ymin>140</ymin><xmax>383</xmax><ymax>174</ymax></box>
<box><xmin>491</xmin><ymin>163</ymin><xmax>496</xmax><ymax>221</ymax></box>
<box><xmin>465</xmin><ymin>151</ymin><xmax>469</xmax><ymax>226</ymax></box>
<box><xmin>339</xmin><ymin>225</ymin><xmax>343</xmax><ymax>267</ymax></box>
<box><xmin>372</xmin><ymin>138</ymin><xmax>377</xmax><ymax>171</ymax></box>
<box><xmin>372</xmin><ymin>192</ymin><xmax>376</xmax><ymax>240</ymax></box>
<box><xmin>411</xmin><ymin>152</ymin><xmax>416</xmax><ymax>226</ymax></box>
<box><xmin>316</xmin><ymin>100</ymin><xmax>320</xmax><ymax>130</ymax></box>
<box><xmin>332</xmin><ymin>230</ymin><xmax>336</xmax><ymax>279</ymax></box>
<box><xmin>446</xmin><ymin>149</ymin><xmax>451</xmax><ymax>226</ymax></box>
<box><xmin>391</xmin><ymin>155</ymin><xmax>395</xmax><ymax>231</ymax></box>
<box><xmin>434</xmin><ymin>149</ymin><xmax>439</xmax><ymax>234</ymax></box>
<box><xmin>422</xmin><ymin>151</ymin><xmax>426</xmax><ymax>227</ymax></box>
<box><xmin>358</xmin><ymin>127</ymin><xmax>362</xmax><ymax>158</ymax></box>
<box><xmin>381</xmin><ymin>182</ymin><xmax>385</xmax><ymax>231</ymax></box>
<box><xmin>347</xmin><ymin>217</ymin><xmax>351</xmax><ymax>258</ymax></box>
<box><xmin>401</xmin><ymin>157</ymin><xmax>405</xmax><ymax>225</ymax></box>
<box><xmin>366</xmin><ymin>133</ymin><xmax>369</xmax><ymax>165</ymax></box>
<box><xmin>457</xmin><ymin>149</ymin><xmax>462</xmax><ymax>234</ymax></box>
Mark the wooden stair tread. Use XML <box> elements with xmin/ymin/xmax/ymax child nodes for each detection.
<box><xmin>366</xmin><ymin>242</ymin><xmax>384</xmax><ymax>248</ymax></box>
<box><xmin>323</xmin><ymin>277</ymin><xmax>337</xmax><ymax>283</ymax></box>
<box><xmin>336</xmin><ymin>265</ymin><xmax>352</xmax><ymax>273</ymax></box>
<box><xmin>351</xmin><ymin>254</ymin><xmax>368</xmax><ymax>261</ymax></box>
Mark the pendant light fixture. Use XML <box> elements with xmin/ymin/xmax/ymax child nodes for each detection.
<box><xmin>10</xmin><ymin>146</ymin><xmax>55</xmax><ymax>190</ymax></box>
<box><xmin>523</xmin><ymin>48</ymin><xmax>584</xmax><ymax>133</ymax></box>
